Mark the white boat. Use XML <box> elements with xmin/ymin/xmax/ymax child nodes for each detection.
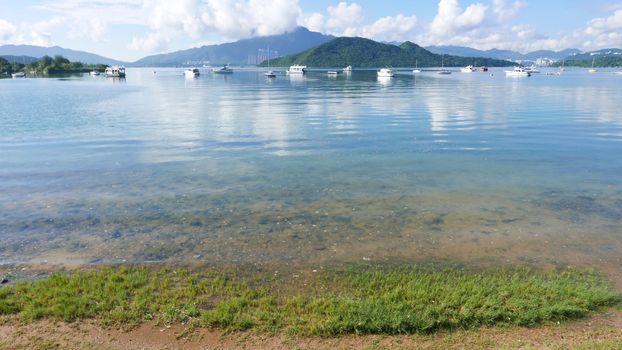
<box><xmin>343</xmin><ymin>65</ymin><xmax>352</xmax><ymax>72</ymax></box>
<box><xmin>413</xmin><ymin>60</ymin><xmax>421</xmax><ymax>73</ymax></box>
<box><xmin>287</xmin><ymin>65</ymin><xmax>307</xmax><ymax>74</ymax></box>
<box><xmin>377</xmin><ymin>68</ymin><xmax>394</xmax><ymax>77</ymax></box>
<box><xmin>11</xmin><ymin>72</ymin><xmax>25</xmax><ymax>78</ymax></box>
<box><xmin>438</xmin><ymin>55</ymin><xmax>451</xmax><ymax>75</ymax></box>
<box><xmin>89</xmin><ymin>70</ymin><xmax>100</xmax><ymax>76</ymax></box>
<box><xmin>264</xmin><ymin>70</ymin><xmax>276</xmax><ymax>78</ymax></box>
<box><xmin>327</xmin><ymin>70</ymin><xmax>340</xmax><ymax>76</ymax></box>
<box><xmin>105</xmin><ymin>65</ymin><xmax>126</xmax><ymax>77</ymax></box>
<box><xmin>185</xmin><ymin>68</ymin><xmax>200</xmax><ymax>77</ymax></box>
<box><xmin>524</xmin><ymin>65</ymin><xmax>540</xmax><ymax>74</ymax></box>
<box><xmin>504</xmin><ymin>67</ymin><xmax>531</xmax><ymax>77</ymax></box>
<box><xmin>616</xmin><ymin>71</ymin><xmax>622</xmax><ymax>75</ymax></box>
<box><xmin>213</xmin><ymin>65</ymin><xmax>233</xmax><ymax>74</ymax></box>
<box><xmin>588</xmin><ymin>57</ymin><xmax>597</xmax><ymax>73</ymax></box>
<box><xmin>461</xmin><ymin>65</ymin><xmax>475</xmax><ymax>73</ymax></box>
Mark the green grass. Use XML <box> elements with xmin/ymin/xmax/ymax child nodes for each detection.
<box><xmin>0</xmin><ymin>265</ymin><xmax>618</xmax><ymax>336</ymax></box>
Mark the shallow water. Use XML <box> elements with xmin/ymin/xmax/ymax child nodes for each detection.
<box><xmin>1</xmin><ymin>68</ymin><xmax>621</xmax><ymax>274</ymax></box>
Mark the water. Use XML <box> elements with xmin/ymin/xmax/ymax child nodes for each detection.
<box><xmin>1</xmin><ymin>68</ymin><xmax>621</xmax><ymax>276</ymax></box>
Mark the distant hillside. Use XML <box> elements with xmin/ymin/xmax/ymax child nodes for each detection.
<box><xmin>564</xmin><ymin>48</ymin><xmax>622</xmax><ymax>61</ymax></box>
<box><xmin>425</xmin><ymin>45</ymin><xmax>581</xmax><ymax>61</ymax></box>
<box><xmin>132</xmin><ymin>27</ymin><xmax>334</xmax><ymax>67</ymax></box>
<box><xmin>0</xmin><ymin>45</ymin><xmax>125</xmax><ymax>65</ymax></box>
<box><xmin>260</xmin><ymin>37</ymin><xmax>514</xmax><ymax>68</ymax></box>
<box><xmin>0</xmin><ymin>55</ymin><xmax>39</xmax><ymax>64</ymax></box>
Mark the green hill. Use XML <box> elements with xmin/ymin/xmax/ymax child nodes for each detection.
<box><xmin>259</xmin><ymin>37</ymin><xmax>514</xmax><ymax>68</ymax></box>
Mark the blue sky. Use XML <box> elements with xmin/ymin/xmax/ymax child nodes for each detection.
<box><xmin>1</xmin><ymin>0</ymin><xmax>622</xmax><ymax>61</ymax></box>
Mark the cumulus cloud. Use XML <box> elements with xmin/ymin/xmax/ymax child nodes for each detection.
<box><xmin>0</xmin><ymin>19</ymin><xmax>17</xmax><ymax>43</ymax></box>
<box><xmin>429</xmin><ymin>0</ymin><xmax>487</xmax><ymax>38</ymax></box>
<box><xmin>580</xmin><ymin>9</ymin><xmax>622</xmax><ymax>49</ymax></box>
<box><xmin>0</xmin><ymin>17</ymin><xmax>64</xmax><ymax>46</ymax></box>
<box><xmin>492</xmin><ymin>0</ymin><xmax>527</xmax><ymax>22</ymax></box>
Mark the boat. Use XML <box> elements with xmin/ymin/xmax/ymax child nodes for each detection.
<box><xmin>343</xmin><ymin>65</ymin><xmax>352</xmax><ymax>72</ymax></box>
<box><xmin>438</xmin><ymin>55</ymin><xmax>451</xmax><ymax>75</ymax></box>
<box><xmin>287</xmin><ymin>65</ymin><xmax>307</xmax><ymax>74</ymax></box>
<box><xmin>524</xmin><ymin>65</ymin><xmax>540</xmax><ymax>74</ymax></box>
<box><xmin>616</xmin><ymin>71</ymin><xmax>622</xmax><ymax>75</ymax></box>
<box><xmin>377</xmin><ymin>68</ymin><xmax>394</xmax><ymax>77</ymax></box>
<box><xmin>461</xmin><ymin>65</ymin><xmax>475</xmax><ymax>73</ymax></box>
<box><xmin>504</xmin><ymin>66</ymin><xmax>531</xmax><ymax>77</ymax></box>
<box><xmin>480</xmin><ymin>66</ymin><xmax>488</xmax><ymax>72</ymax></box>
<box><xmin>588</xmin><ymin>57</ymin><xmax>597</xmax><ymax>73</ymax></box>
<box><xmin>184</xmin><ymin>68</ymin><xmax>200</xmax><ymax>77</ymax></box>
<box><xmin>213</xmin><ymin>64</ymin><xmax>233</xmax><ymax>74</ymax></box>
<box><xmin>11</xmin><ymin>72</ymin><xmax>25</xmax><ymax>78</ymax></box>
<box><xmin>263</xmin><ymin>70</ymin><xmax>276</xmax><ymax>78</ymax></box>
<box><xmin>413</xmin><ymin>60</ymin><xmax>421</xmax><ymax>73</ymax></box>
<box><xmin>327</xmin><ymin>70</ymin><xmax>340</xmax><ymax>76</ymax></box>
<box><xmin>105</xmin><ymin>65</ymin><xmax>126</xmax><ymax>77</ymax></box>
<box><xmin>89</xmin><ymin>70</ymin><xmax>100</xmax><ymax>76</ymax></box>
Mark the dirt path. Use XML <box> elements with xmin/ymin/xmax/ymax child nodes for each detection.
<box><xmin>1</xmin><ymin>309</ymin><xmax>621</xmax><ymax>350</ymax></box>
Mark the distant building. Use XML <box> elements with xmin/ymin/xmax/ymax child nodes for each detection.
<box><xmin>535</xmin><ymin>58</ymin><xmax>558</xmax><ymax>66</ymax></box>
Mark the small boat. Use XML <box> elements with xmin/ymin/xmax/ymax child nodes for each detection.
<box><xmin>438</xmin><ymin>55</ymin><xmax>451</xmax><ymax>74</ymax></box>
<box><xmin>524</xmin><ymin>65</ymin><xmax>540</xmax><ymax>74</ymax></box>
<box><xmin>89</xmin><ymin>70</ymin><xmax>100</xmax><ymax>76</ymax></box>
<box><xmin>287</xmin><ymin>65</ymin><xmax>307</xmax><ymax>74</ymax></box>
<box><xmin>504</xmin><ymin>66</ymin><xmax>531</xmax><ymax>77</ymax></box>
<box><xmin>461</xmin><ymin>65</ymin><xmax>475</xmax><ymax>73</ymax></box>
<box><xmin>264</xmin><ymin>70</ymin><xmax>276</xmax><ymax>78</ymax></box>
<box><xmin>413</xmin><ymin>60</ymin><xmax>421</xmax><ymax>73</ymax></box>
<box><xmin>588</xmin><ymin>57</ymin><xmax>597</xmax><ymax>73</ymax></box>
<box><xmin>616</xmin><ymin>71</ymin><xmax>622</xmax><ymax>75</ymax></box>
<box><xmin>105</xmin><ymin>65</ymin><xmax>126</xmax><ymax>77</ymax></box>
<box><xmin>11</xmin><ymin>72</ymin><xmax>25</xmax><ymax>78</ymax></box>
<box><xmin>480</xmin><ymin>66</ymin><xmax>488</xmax><ymax>72</ymax></box>
<box><xmin>327</xmin><ymin>70</ymin><xmax>340</xmax><ymax>76</ymax></box>
<box><xmin>185</xmin><ymin>68</ymin><xmax>200</xmax><ymax>77</ymax></box>
<box><xmin>213</xmin><ymin>64</ymin><xmax>233</xmax><ymax>74</ymax></box>
<box><xmin>343</xmin><ymin>65</ymin><xmax>352</xmax><ymax>72</ymax></box>
<box><xmin>377</xmin><ymin>68</ymin><xmax>394</xmax><ymax>77</ymax></box>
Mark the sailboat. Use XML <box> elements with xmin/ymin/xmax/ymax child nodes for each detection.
<box><xmin>413</xmin><ymin>60</ymin><xmax>421</xmax><ymax>73</ymax></box>
<box><xmin>560</xmin><ymin>60</ymin><xmax>566</xmax><ymax>72</ymax></box>
<box><xmin>588</xmin><ymin>57</ymin><xmax>597</xmax><ymax>73</ymax></box>
<box><xmin>264</xmin><ymin>46</ymin><xmax>276</xmax><ymax>78</ymax></box>
<box><xmin>438</xmin><ymin>55</ymin><xmax>451</xmax><ymax>75</ymax></box>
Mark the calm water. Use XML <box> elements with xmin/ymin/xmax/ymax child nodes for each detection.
<box><xmin>1</xmin><ymin>68</ymin><xmax>621</xmax><ymax>275</ymax></box>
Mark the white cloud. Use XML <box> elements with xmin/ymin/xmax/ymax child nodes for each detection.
<box><xmin>492</xmin><ymin>0</ymin><xmax>527</xmax><ymax>22</ymax></box>
<box><xmin>0</xmin><ymin>17</ymin><xmax>64</xmax><ymax>47</ymax></box>
<box><xmin>429</xmin><ymin>0</ymin><xmax>488</xmax><ymax>39</ymax></box>
<box><xmin>0</xmin><ymin>19</ymin><xmax>18</xmax><ymax>43</ymax></box>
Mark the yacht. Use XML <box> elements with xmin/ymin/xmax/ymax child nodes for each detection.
<box><xmin>263</xmin><ymin>70</ymin><xmax>276</xmax><ymax>78</ymax></box>
<box><xmin>504</xmin><ymin>67</ymin><xmax>531</xmax><ymax>77</ymax></box>
<box><xmin>213</xmin><ymin>64</ymin><xmax>233</xmax><ymax>74</ymax></box>
<box><xmin>185</xmin><ymin>68</ymin><xmax>200</xmax><ymax>77</ymax></box>
<box><xmin>11</xmin><ymin>72</ymin><xmax>25</xmax><ymax>78</ymax></box>
<box><xmin>461</xmin><ymin>65</ymin><xmax>475</xmax><ymax>73</ymax></box>
<box><xmin>327</xmin><ymin>70</ymin><xmax>340</xmax><ymax>76</ymax></box>
<box><xmin>588</xmin><ymin>57</ymin><xmax>597</xmax><ymax>73</ymax></box>
<box><xmin>105</xmin><ymin>65</ymin><xmax>126</xmax><ymax>77</ymax></box>
<box><xmin>413</xmin><ymin>60</ymin><xmax>421</xmax><ymax>73</ymax></box>
<box><xmin>343</xmin><ymin>65</ymin><xmax>352</xmax><ymax>72</ymax></box>
<box><xmin>377</xmin><ymin>68</ymin><xmax>394</xmax><ymax>77</ymax></box>
<box><xmin>524</xmin><ymin>65</ymin><xmax>540</xmax><ymax>74</ymax></box>
<box><xmin>287</xmin><ymin>65</ymin><xmax>307</xmax><ymax>74</ymax></box>
<box><xmin>480</xmin><ymin>66</ymin><xmax>489</xmax><ymax>72</ymax></box>
<box><xmin>89</xmin><ymin>70</ymin><xmax>100</xmax><ymax>76</ymax></box>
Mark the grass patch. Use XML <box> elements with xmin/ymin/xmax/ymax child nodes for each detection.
<box><xmin>0</xmin><ymin>265</ymin><xmax>618</xmax><ymax>336</ymax></box>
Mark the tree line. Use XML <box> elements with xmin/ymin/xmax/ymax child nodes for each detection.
<box><xmin>0</xmin><ymin>55</ymin><xmax>107</xmax><ymax>76</ymax></box>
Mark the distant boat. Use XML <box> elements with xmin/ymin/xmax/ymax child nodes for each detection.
<box><xmin>11</xmin><ymin>72</ymin><xmax>25</xmax><ymax>78</ymax></box>
<box><xmin>413</xmin><ymin>60</ymin><xmax>421</xmax><ymax>73</ymax></box>
<box><xmin>524</xmin><ymin>65</ymin><xmax>540</xmax><ymax>74</ymax></box>
<box><xmin>287</xmin><ymin>65</ymin><xmax>307</xmax><ymax>74</ymax></box>
<box><xmin>327</xmin><ymin>70</ymin><xmax>340</xmax><ymax>76</ymax></box>
<box><xmin>105</xmin><ymin>65</ymin><xmax>126</xmax><ymax>77</ymax></box>
<box><xmin>343</xmin><ymin>65</ymin><xmax>352</xmax><ymax>72</ymax></box>
<box><xmin>616</xmin><ymin>71</ymin><xmax>622</xmax><ymax>75</ymax></box>
<box><xmin>461</xmin><ymin>65</ymin><xmax>475</xmax><ymax>73</ymax></box>
<box><xmin>185</xmin><ymin>68</ymin><xmax>200</xmax><ymax>77</ymax></box>
<box><xmin>263</xmin><ymin>70</ymin><xmax>276</xmax><ymax>78</ymax></box>
<box><xmin>89</xmin><ymin>70</ymin><xmax>100</xmax><ymax>76</ymax></box>
<box><xmin>377</xmin><ymin>68</ymin><xmax>394</xmax><ymax>77</ymax></box>
<box><xmin>213</xmin><ymin>64</ymin><xmax>233</xmax><ymax>74</ymax></box>
<box><xmin>504</xmin><ymin>66</ymin><xmax>531</xmax><ymax>77</ymax></box>
<box><xmin>480</xmin><ymin>66</ymin><xmax>489</xmax><ymax>72</ymax></box>
<box><xmin>438</xmin><ymin>55</ymin><xmax>451</xmax><ymax>75</ymax></box>
<box><xmin>588</xmin><ymin>57</ymin><xmax>597</xmax><ymax>73</ymax></box>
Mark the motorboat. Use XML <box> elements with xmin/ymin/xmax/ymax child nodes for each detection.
<box><xmin>89</xmin><ymin>70</ymin><xmax>100</xmax><ymax>76</ymax></box>
<box><xmin>504</xmin><ymin>67</ymin><xmax>531</xmax><ymax>77</ymax></box>
<box><xmin>105</xmin><ymin>65</ymin><xmax>126</xmax><ymax>77</ymax></box>
<box><xmin>11</xmin><ymin>72</ymin><xmax>25</xmax><ymax>78</ymax></box>
<box><xmin>480</xmin><ymin>66</ymin><xmax>489</xmax><ymax>72</ymax></box>
<box><xmin>461</xmin><ymin>65</ymin><xmax>475</xmax><ymax>73</ymax></box>
<box><xmin>264</xmin><ymin>70</ymin><xmax>276</xmax><ymax>78</ymax></box>
<box><xmin>377</xmin><ymin>68</ymin><xmax>394</xmax><ymax>77</ymax></box>
<box><xmin>524</xmin><ymin>65</ymin><xmax>540</xmax><ymax>74</ymax></box>
<box><xmin>343</xmin><ymin>65</ymin><xmax>352</xmax><ymax>72</ymax></box>
<box><xmin>213</xmin><ymin>64</ymin><xmax>233</xmax><ymax>74</ymax></box>
<box><xmin>287</xmin><ymin>65</ymin><xmax>307</xmax><ymax>74</ymax></box>
<box><xmin>184</xmin><ymin>68</ymin><xmax>200</xmax><ymax>77</ymax></box>
<box><xmin>327</xmin><ymin>70</ymin><xmax>340</xmax><ymax>76</ymax></box>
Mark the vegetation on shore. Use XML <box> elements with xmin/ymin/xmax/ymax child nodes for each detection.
<box><xmin>259</xmin><ymin>37</ymin><xmax>515</xmax><ymax>68</ymax></box>
<box><xmin>0</xmin><ymin>55</ymin><xmax>107</xmax><ymax>77</ymax></box>
<box><xmin>0</xmin><ymin>265</ymin><xmax>618</xmax><ymax>336</ymax></box>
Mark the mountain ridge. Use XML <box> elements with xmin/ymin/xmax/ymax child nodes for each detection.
<box><xmin>0</xmin><ymin>45</ymin><xmax>125</xmax><ymax>65</ymax></box>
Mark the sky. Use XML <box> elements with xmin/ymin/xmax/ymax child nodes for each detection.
<box><xmin>1</xmin><ymin>0</ymin><xmax>622</xmax><ymax>61</ymax></box>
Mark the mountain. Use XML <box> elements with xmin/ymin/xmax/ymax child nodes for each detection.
<box><xmin>425</xmin><ymin>45</ymin><xmax>581</xmax><ymax>61</ymax></box>
<box><xmin>553</xmin><ymin>48</ymin><xmax>622</xmax><ymax>67</ymax></box>
<box><xmin>0</xmin><ymin>45</ymin><xmax>125</xmax><ymax>65</ymax></box>
<box><xmin>564</xmin><ymin>48</ymin><xmax>622</xmax><ymax>61</ymax></box>
<box><xmin>260</xmin><ymin>37</ymin><xmax>514</xmax><ymax>68</ymax></box>
<box><xmin>0</xmin><ymin>55</ymin><xmax>39</xmax><ymax>64</ymax></box>
<box><xmin>132</xmin><ymin>27</ymin><xmax>334</xmax><ymax>67</ymax></box>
